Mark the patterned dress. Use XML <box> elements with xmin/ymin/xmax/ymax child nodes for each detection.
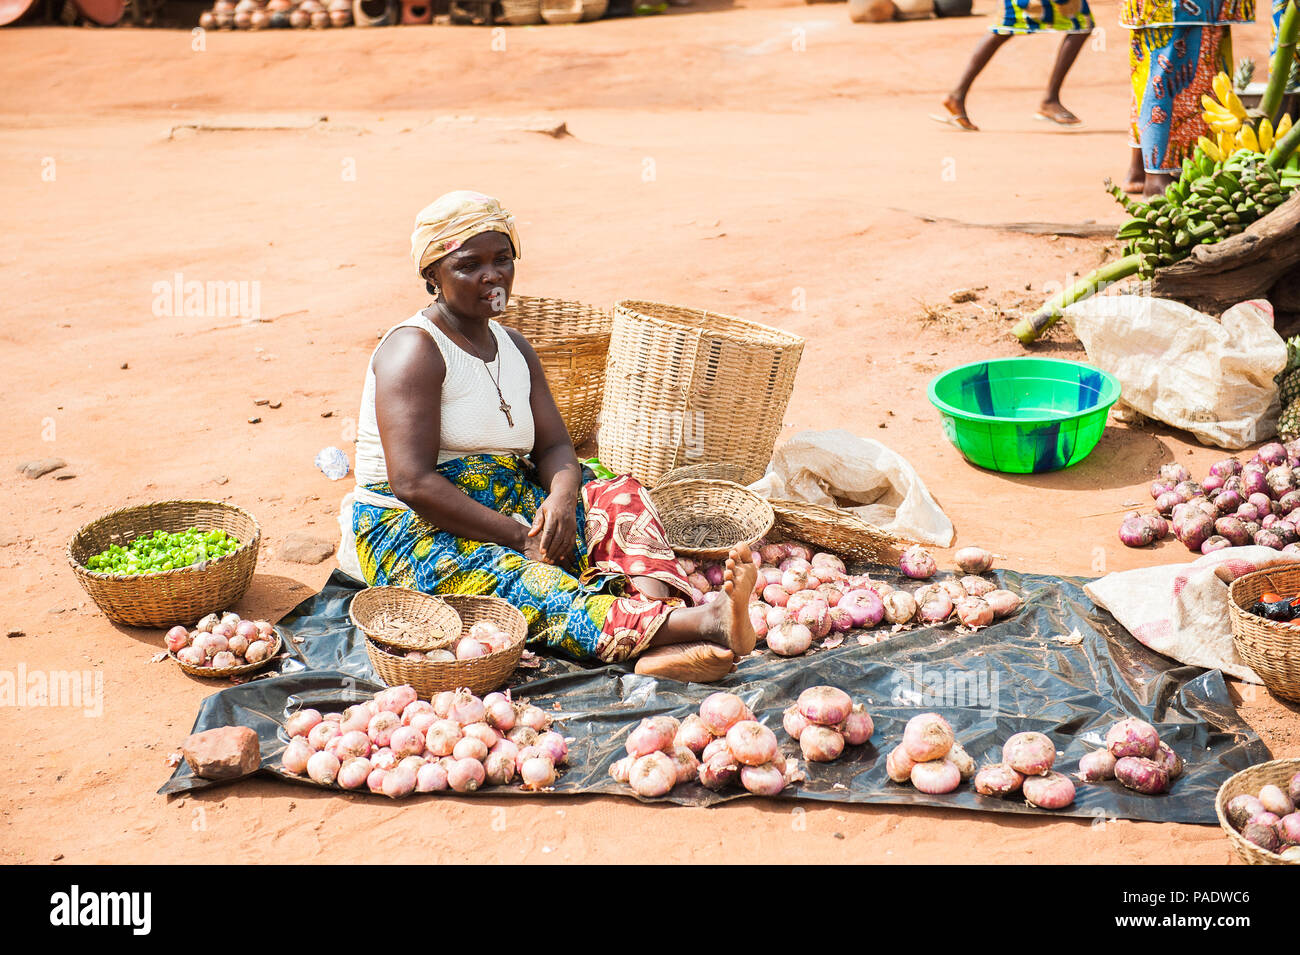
<box><xmin>353</xmin><ymin>455</ymin><xmax>696</xmax><ymax>665</ymax></box>
<box><xmin>1125</xmin><ymin>0</ymin><xmax>1256</xmax><ymax>174</ymax></box>
<box><xmin>991</xmin><ymin>0</ymin><xmax>1095</xmax><ymax>34</ymax></box>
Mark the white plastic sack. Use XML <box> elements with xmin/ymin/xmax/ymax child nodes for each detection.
<box><xmin>1083</xmin><ymin>546</ymin><xmax>1299</xmax><ymax>683</ymax></box>
<box><xmin>1064</xmin><ymin>296</ymin><xmax>1285</xmax><ymax>450</ymax></box>
<box><xmin>747</xmin><ymin>429</ymin><xmax>955</xmax><ymax>547</ymax></box>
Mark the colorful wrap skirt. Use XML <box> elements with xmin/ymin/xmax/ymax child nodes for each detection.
<box><xmin>991</xmin><ymin>0</ymin><xmax>1094</xmax><ymax>34</ymax></box>
<box><xmin>1128</xmin><ymin>23</ymin><xmax>1234</xmax><ymax>173</ymax></box>
<box><xmin>353</xmin><ymin>455</ymin><xmax>694</xmax><ymax>665</ymax></box>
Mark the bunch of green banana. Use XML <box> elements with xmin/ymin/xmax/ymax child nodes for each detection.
<box><xmin>1106</xmin><ymin>145</ymin><xmax>1300</xmax><ymax>280</ymax></box>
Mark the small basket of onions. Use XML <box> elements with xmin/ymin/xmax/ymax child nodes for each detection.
<box><xmin>1215</xmin><ymin>757</ymin><xmax>1300</xmax><ymax>864</ymax></box>
<box><xmin>350</xmin><ymin>587</ymin><xmax>527</xmax><ymax>697</ymax></box>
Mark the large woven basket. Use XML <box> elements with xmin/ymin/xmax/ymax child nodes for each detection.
<box><xmin>67</xmin><ymin>500</ymin><xmax>261</xmax><ymax>628</ymax></box>
<box><xmin>648</xmin><ymin>479</ymin><xmax>774</xmax><ymax>560</ymax></box>
<box><xmin>349</xmin><ymin>586</ymin><xmax>462</xmax><ymax>651</ymax></box>
<box><xmin>498</xmin><ymin>0</ymin><xmax>541</xmax><ymax>21</ymax></box>
<box><xmin>494</xmin><ymin>295</ymin><xmax>612</xmax><ymax>446</ymax></box>
<box><xmin>656</xmin><ymin>462</ymin><xmax>753</xmax><ymax>486</ymax></box>
<box><xmin>601</xmin><ymin>300</ymin><xmax>804</xmax><ymax>488</ymax></box>
<box><xmin>356</xmin><ymin>592</ymin><xmax>527</xmax><ymax>697</ymax></box>
<box><xmin>1227</xmin><ymin>566</ymin><xmax>1300</xmax><ymax>702</ymax></box>
<box><xmin>1214</xmin><ymin>758</ymin><xmax>1300</xmax><ymax>865</ymax></box>
<box><xmin>770</xmin><ymin>499</ymin><xmax>910</xmax><ymax>565</ymax></box>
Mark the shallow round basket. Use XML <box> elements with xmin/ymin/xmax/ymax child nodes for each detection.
<box><xmin>67</xmin><ymin>500</ymin><xmax>261</xmax><ymax>628</ymax></box>
<box><xmin>654</xmin><ymin>462</ymin><xmax>753</xmax><ymax>487</ymax></box>
<box><xmin>648</xmin><ymin>479</ymin><xmax>774</xmax><ymax>560</ymax></box>
<box><xmin>1214</xmin><ymin>757</ymin><xmax>1300</xmax><ymax>865</ymax></box>
<box><xmin>494</xmin><ymin>295</ymin><xmax>612</xmax><ymax>446</ymax></box>
<box><xmin>364</xmin><ymin>594</ymin><xmax>527</xmax><ymax>697</ymax></box>
<box><xmin>348</xmin><ymin>586</ymin><xmax>462</xmax><ymax>652</ymax></box>
<box><xmin>928</xmin><ymin>357</ymin><xmax>1120</xmax><ymax>474</ymax></box>
<box><xmin>770</xmin><ymin>499</ymin><xmax>909</xmax><ymax>565</ymax></box>
<box><xmin>169</xmin><ymin>629</ymin><xmax>284</xmax><ymax>680</ymax></box>
<box><xmin>1228</xmin><ymin>566</ymin><xmax>1300</xmax><ymax>703</ymax></box>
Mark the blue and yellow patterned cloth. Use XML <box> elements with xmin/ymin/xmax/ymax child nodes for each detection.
<box><xmin>992</xmin><ymin>0</ymin><xmax>1095</xmax><ymax>34</ymax></box>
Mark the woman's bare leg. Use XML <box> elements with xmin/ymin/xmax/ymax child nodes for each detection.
<box><xmin>1038</xmin><ymin>31</ymin><xmax>1089</xmax><ymax>124</ymax></box>
<box><xmin>1123</xmin><ymin>147</ymin><xmax>1146</xmax><ymax>194</ymax></box>
<box><xmin>943</xmin><ymin>32</ymin><xmax>1012</xmax><ymax>131</ymax></box>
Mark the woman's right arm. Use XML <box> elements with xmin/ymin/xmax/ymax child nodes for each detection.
<box><xmin>372</xmin><ymin>328</ymin><xmax>533</xmax><ymax>553</ymax></box>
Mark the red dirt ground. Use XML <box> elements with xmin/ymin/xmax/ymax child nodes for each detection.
<box><xmin>0</xmin><ymin>0</ymin><xmax>1294</xmax><ymax>863</ymax></box>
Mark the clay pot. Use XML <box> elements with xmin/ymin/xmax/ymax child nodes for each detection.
<box><xmin>289</xmin><ymin>6</ymin><xmax>311</xmax><ymax>25</ymax></box>
<box><xmin>310</xmin><ymin>7</ymin><xmax>330</xmax><ymax>24</ymax></box>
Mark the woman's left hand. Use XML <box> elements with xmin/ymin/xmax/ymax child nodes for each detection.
<box><xmin>528</xmin><ymin>491</ymin><xmax>578</xmax><ymax>567</ymax></box>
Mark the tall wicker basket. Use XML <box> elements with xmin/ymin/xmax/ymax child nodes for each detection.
<box><xmin>495</xmin><ymin>295</ymin><xmax>613</xmax><ymax>446</ymax></box>
<box><xmin>600</xmin><ymin>300</ymin><xmax>804</xmax><ymax>487</ymax></box>
<box><xmin>1227</xmin><ymin>566</ymin><xmax>1300</xmax><ymax>702</ymax></box>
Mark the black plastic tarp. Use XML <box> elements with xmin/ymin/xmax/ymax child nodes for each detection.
<box><xmin>161</xmin><ymin>568</ymin><xmax>1270</xmax><ymax>823</ymax></box>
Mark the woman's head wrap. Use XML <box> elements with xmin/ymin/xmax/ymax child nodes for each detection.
<box><xmin>410</xmin><ymin>190</ymin><xmax>521</xmax><ymax>278</ymax></box>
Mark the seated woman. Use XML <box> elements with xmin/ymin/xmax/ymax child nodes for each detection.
<box><xmin>351</xmin><ymin>190</ymin><xmax>756</xmax><ymax>684</ymax></box>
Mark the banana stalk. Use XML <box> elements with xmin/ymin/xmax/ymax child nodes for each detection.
<box><xmin>1261</xmin><ymin>0</ymin><xmax>1299</xmax><ymax>123</ymax></box>
<box><xmin>1270</xmin><ymin>118</ymin><xmax>1300</xmax><ymax>168</ymax></box>
<box><xmin>1011</xmin><ymin>254</ymin><xmax>1143</xmax><ymax>345</ymax></box>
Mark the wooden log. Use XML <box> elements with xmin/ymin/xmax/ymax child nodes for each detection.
<box><xmin>1149</xmin><ymin>192</ymin><xmax>1300</xmax><ymax>314</ymax></box>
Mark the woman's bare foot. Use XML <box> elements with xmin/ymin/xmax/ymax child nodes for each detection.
<box><xmin>1143</xmin><ymin>172</ymin><xmax>1173</xmax><ymax>198</ymax></box>
<box><xmin>941</xmin><ymin>94</ymin><xmax>978</xmax><ymax>131</ymax></box>
<box><xmin>1036</xmin><ymin>100</ymin><xmax>1081</xmax><ymax>125</ymax></box>
<box><xmin>634</xmin><ymin>642</ymin><xmax>736</xmax><ymax>683</ymax></box>
<box><xmin>717</xmin><ymin>544</ymin><xmax>758</xmax><ymax>655</ymax></box>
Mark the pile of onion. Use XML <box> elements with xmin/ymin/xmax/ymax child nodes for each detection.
<box><xmin>279</xmin><ymin>684</ymin><xmax>568</xmax><ymax>798</ymax></box>
<box><xmin>1131</xmin><ymin>447</ymin><xmax>1300</xmax><ymax>555</ymax></box>
<box><xmin>167</xmin><ymin>611</ymin><xmax>277</xmax><ymax>670</ymax></box>
<box><xmin>1074</xmin><ymin>717</ymin><xmax>1182</xmax><ymax>796</ymax></box>
<box><xmin>1223</xmin><ymin>770</ymin><xmax>1300</xmax><ymax>858</ymax></box>
<box><xmin>725</xmin><ymin>539</ymin><xmax>1021</xmax><ymax>658</ymax></box>
<box><xmin>611</xmin><ymin>692</ymin><xmax>801</xmax><ymax>797</ymax></box>
<box><xmin>392</xmin><ymin>619</ymin><xmax>516</xmax><ymax>663</ymax></box>
<box><xmin>974</xmin><ymin>730</ymin><xmax>1075</xmax><ymax>809</ymax></box>
<box><xmin>886</xmin><ymin>713</ymin><xmax>976</xmax><ymax>796</ymax></box>
<box><xmin>781</xmin><ymin>686</ymin><xmax>874</xmax><ymax>762</ymax></box>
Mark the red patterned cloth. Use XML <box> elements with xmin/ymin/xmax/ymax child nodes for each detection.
<box><xmin>582</xmin><ymin>475</ymin><xmax>697</xmax><ymax>605</ymax></box>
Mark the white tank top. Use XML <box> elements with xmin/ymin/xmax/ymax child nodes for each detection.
<box><xmin>354</xmin><ymin>311</ymin><xmax>535</xmax><ymax>492</ymax></box>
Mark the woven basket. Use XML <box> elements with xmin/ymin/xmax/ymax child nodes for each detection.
<box><xmin>579</xmin><ymin>0</ymin><xmax>606</xmax><ymax>18</ymax></box>
<box><xmin>494</xmin><ymin>295</ymin><xmax>612</xmax><ymax>445</ymax></box>
<box><xmin>539</xmin><ymin>0</ymin><xmax>581</xmax><ymax>22</ymax></box>
<box><xmin>349</xmin><ymin>586</ymin><xmax>462</xmax><ymax>651</ymax></box>
<box><xmin>601</xmin><ymin>300</ymin><xmax>804</xmax><ymax>488</ymax></box>
<box><xmin>1214</xmin><ymin>758</ymin><xmax>1300</xmax><ymax>865</ymax></box>
<box><xmin>656</xmin><ymin>462</ymin><xmax>753</xmax><ymax>486</ymax></box>
<box><xmin>770</xmin><ymin>499</ymin><xmax>910</xmax><ymax>565</ymax></box>
<box><xmin>67</xmin><ymin>500</ymin><xmax>261</xmax><ymax>628</ymax></box>
<box><xmin>1228</xmin><ymin>566</ymin><xmax>1300</xmax><ymax>702</ymax></box>
<box><xmin>498</xmin><ymin>0</ymin><xmax>541</xmax><ymax>21</ymax></box>
<box><xmin>169</xmin><ymin>629</ymin><xmax>283</xmax><ymax>680</ymax></box>
<box><xmin>648</xmin><ymin>479</ymin><xmax>774</xmax><ymax>560</ymax></box>
<box><xmin>360</xmin><ymin>594</ymin><xmax>527</xmax><ymax>697</ymax></box>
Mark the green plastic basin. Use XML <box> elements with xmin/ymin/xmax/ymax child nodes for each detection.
<box><xmin>927</xmin><ymin>358</ymin><xmax>1121</xmax><ymax>474</ymax></box>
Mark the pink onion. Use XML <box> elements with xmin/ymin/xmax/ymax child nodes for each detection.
<box><xmin>244</xmin><ymin>639</ymin><xmax>271</xmax><ymax>664</ymax></box>
<box><xmin>447</xmin><ymin>690</ymin><xmax>486</xmax><ymax>726</ymax></box>
<box><xmin>687</xmin><ymin>572</ymin><xmax>711</xmax><ymax>594</ymax></box>
<box><xmin>698</xmin><ymin>749</ymin><xmax>740</xmax><ymax>790</ymax></box>
<box><xmin>974</xmin><ymin>763</ymin><xmax>1024</xmax><ymax>796</ymax></box>
<box><xmin>483</xmin><ymin>750</ymin><xmax>516</xmax><ymax>785</ymax></box>
<box><xmin>608</xmin><ymin>755</ymin><xmax>634</xmax><ymax>784</ymax></box>
<box><xmin>781</xmin><ymin>567</ymin><xmax>811</xmax><ymax>593</ymax></box>
<box><xmin>1243</xmin><ymin>820</ymin><xmax>1281</xmax><ymax>852</ymax></box>
<box><xmin>699</xmin><ymin>693</ymin><xmax>753</xmax><ymax>736</ymax></box>
<box><xmin>1258</xmin><ymin>784</ymin><xmax>1294</xmax><ymax>817</ymax></box>
<box><xmin>810</xmin><ymin>551</ymin><xmax>846</xmax><ymax>573</ymax></box>
<box><xmin>165</xmin><ymin>626</ymin><xmax>190</xmax><ymax>653</ymax></box>
<box><xmin>1114</xmin><ymin>756</ymin><xmax>1169</xmax><ymax>794</ymax></box>
<box><xmin>1155</xmin><ymin>741</ymin><xmax>1183</xmax><ymax>780</ymax></box>
<box><xmin>748</xmin><ymin>603</ymin><xmax>769</xmax><ymax>639</ymax></box>
<box><xmin>782</xmin><ymin>705</ymin><xmax>810</xmax><ymax>741</ymax></box>
<box><xmin>483</xmin><ymin>698</ymin><xmax>516</xmax><ymax>733</ymax></box>
<box><xmin>335</xmin><ymin>730</ymin><xmax>372</xmax><ymax>760</ymax></box>
<box><xmin>1022</xmin><ymin>771</ymin><xmax>1076</xmax><ymax>809</ymax></box>
<box><xmin>886</xmin><ymin>745</ymin><xmax>917</xmax><ymax>783</ymax></box>
<box><xmin>795</xmin><ymin>686</ymin><xmax>851</xmax><ymax>727</ymax></box>
<box><xmin>176</xmin><ymin>646</ymin><xmax>205</xmax><ymax>667</ymax></box>
<box><xmin>903</xmin><ymin>713</ymin><xmax>954</xmax><ymax>762</ymax></box>
<box><xmin>838</xmin><ymin>705</ymin><xmax>874</xmax><ymax>746</ymax></box>
<box><xmin>1226</xmin><ymin>795</ymin><xmax>1266</xmax><ymax>829</ymax></box>
<box><xmin>984</xmin><ymin>590</ymin><xmax>1021</xmax><ymax>619</ymax></box>
<box><xmin>726</xmin><ymin>720</ymin><xmax>780</xmax><ymax>766</ymax></box>
<box><xmin>955</xmin><ymin>596</ymin><xmax>994</xmax><ymax>628</ymax></box>
<box><xmin>954</xmin><ymin>546</ymin><xmax>994</xmax><ymax>574</ymax></box>
<box><xmin>515</xmin><ymin>704</ymin><xmax>551</xmax><ymax>733</ymax></box>
<box><xmin>285</xmin><ymin>708</ymin><xmax>323</xmax><ymax>739</ymax></box>
<box><xmin>535</xmin><ymin>731</ymin><xmax>568</xmax><ymax>765</ymax></box>
<box><xmin>703</xmin><ymin>563</ymin><xmax>725</xmax><ymax>587</ymax></box>
<box><xmin>629</xmin><ymin>751</ymin><xmax>676</xmax><ymax>797</ymax></box>
<box><xmin>900</xmin><ymin>545</ymin><xmax>937</xmax><ymax>579</ymax></box>
<box><xmin>800</xmin><ymin>724</ymin><xmax>845</xmax><ymax>762</ymax></box>
<box><xmin>882</xmin><ymin>591</ymin><xmax>917</xmax><ymax>625</ymax></box>
<box><xmin>389</xmin><ymin>726</ymin><xmax>424</xmax><ymax>759</ymax></box>
<box><xmin>669</xmin><ymin>746</ymin><xmax>700</xmax><ymax>786</ymax></box>
<box><xmin>337</xmin><ymin>756</ymin><xmax>372</xmax><ymax>790</ymax></box>
<box><xmin>1002</xmin><ymin>731</ymin><xmax>1055</xmax><ymax>776</ymax></box>
<box><xmin>838</xmin><ymin>589</ymin><xmax>885</xmax><ymax>628</ymax></box>
<box><xmin>946</xmin><ymin>741</ymin><xmax>976</xmax><ymax>780</ymax></box>
<box><xmin>795</xmin><ymin>600</ymin><xmax>831</xmax><ymax>638</ymax></box>
<box><xmin>381</xmin><ymin>766</ymin><xmax>417</xmax><ymax>799</ymax></box>
<box><xmin>367</xmin><ymin>711</ymin><xmax>401</xmax><ymax>748</ymax></box>
<box><xmin>675</xmin><ymin>715</ymin><xmax>715</xmax><ymax>755</ymax></box>
<box><xmin>1077</xmin><ymin>749</ymin><xmax>1117</xmax><ymax>781</ymax></box>
<box><xmin>740</xmin><ymin>761</ymin><xmax>787</xmax><ymax>796</ymax></box>
<box><xmin>453</xmin><ymin>737</ymin><xmax>488</xmax><ymax>762</ymax></box>
<box><xmin>768</xmin><ymin>623</ymin><xmax>812</xmax><ymax>656</ymax></box>
<box><xmin>455</xmin><ymin>638</ymin><xmax>488</xmax><ymax>660</ymax></box>
<box><xmin>626</xmin><ymin>718</ymin><xmax>676</xmax><ymax>758</ymax></box>
<box><xmin>462</xmin><ymin>722</ymin><xmax>500</xmax><ymax>749</ymax></box>
<box><xmin>960</xmin><ymin>576</ymin><xmax>995</xmax><ymax>598</ymax></box>
<box><xmin>424</xmin><ymin>719</ymin><xmax>463</xmax><ymax>757</ymax></box>
<box><xmin>1105</xmin><ymin>718</ymin><xmax>1159</xmax><ymax>760</ymax></box>
<box><xmin>911</xmin><ymin>758</ymin><xmax>961</xmax><ymax>794</ymax></box>
<box><xmin>400</xmin><ymin>700</ymin><xmax>433</xmax><ymax>725</ymax></box>
<box><xmin>370</xmin><ymin>749</ymin><xmax>398</xmax><ymax>771</ymax></box>
<box><xmin>702</xmin><ymin>737</ymin><xmax>732</xmax><ymax>762</ymax></box>
<box><xmin>917</xmin><ymin>590</ymin><xmax>954</xmax><ymax>625</ymax></box>
<box><xmin>210</xmin><ymin>651</ymin><xmax>238</xmax><ymax>668</ymax></box>
<box><xmin>447</xmin><ymin>757</ymin><xmax>487</xmax><ymax>793</ymax></box>
<box><xmin>506</xmin><ymin>725</ymin><xmax>539</xmax><ymax>748</ymax></box>
<box><xmin>828</xmin><ymin>607</ymin><xmax>854</xmax><ymax>633</ymax></box>
<box><xmin>340</xmin><ymin>704</ymin><xmax>371</xmax><ymax>735</ymax></box>
<box><xmin>282</xmin><ymin>738</ymin><xmax>312</xmax><ymax>775</ymax></box>
<box><xmin>375</xmin><ymin>684</ymin><xmax>418</xmax><ymax>715</ymax></box>
<box><xmin>308</xmin><ymin>721</ymin><xmax>342</xmax><ymax>752</ymax></box>
<box><xmin>786</xmin><ymin>543</ymin><xmax>814</xmax><ymax>562</ymax></box>
<box><xmin>416</xmin><ymin>762</ymin><xmax>449</xmax><ymax>792</ymax></box>
<box><xmin>306</xmin><ymin>751</ymin><xmax>341</xmax><ymax>786</ymax></box>
<box><xmin>1278</xmin><ymin>813</ymin><xmax>1300</xmax><ymax>845</ymax></box>
<box><xmin>764</xmin><ymin>605</ymin><xmax>789</xmax><ymax>630</ymax></box>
